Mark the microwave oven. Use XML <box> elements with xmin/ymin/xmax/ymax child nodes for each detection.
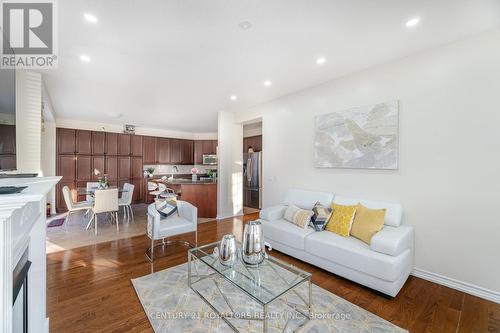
<box><xmin>202</xmin><ymin>154</ymin><xmax>217</xmax><ymax>165</ymax></box>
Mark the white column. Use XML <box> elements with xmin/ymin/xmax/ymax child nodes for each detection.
<box><xmin>217</xmin><ymin>111</ymin><xmax>243</xmax><ymax>219</ymax></box>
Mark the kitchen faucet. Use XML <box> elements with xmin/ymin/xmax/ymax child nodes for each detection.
<box><xmin>169</xmin><ymin>165</ymin><xmax>179</xmax><ymax>180</ymax></box>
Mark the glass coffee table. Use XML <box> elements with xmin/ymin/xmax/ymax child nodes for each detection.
<box><xmin>188</xmin><ymin>240</ymin><xmax>312</xmax><ymax>333</ymax></box>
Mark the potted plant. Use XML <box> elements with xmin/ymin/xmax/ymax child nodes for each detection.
<box><xmin>191</xmin><ymin>167</ymin><xmax>199</xmax><ymax>181</ymax></box>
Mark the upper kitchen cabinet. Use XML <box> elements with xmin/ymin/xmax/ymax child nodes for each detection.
<box><xmin>194</xmin><ymin>140</ymin><xmax>203</xmax><ymax>164</ymax></box>
<box><xmin>92</xmin><ymin>131</ymin><xmax>105</xmax><ymax>155</ymax></box>
<box><xmin>142</xmin><ymin>136</ymin><xmax>157</xmax><ymax>164</ymax></box>
<box><xmin>158</xmin><ymin>138</ymin><xmax>171</xmax><ymax>164</ymax></box>
<box><xmin>118</xmin><ymin>133</ymin><xmax>131</xmax><ymax>156</ymax></box>
<box><xmin>0</xmin><ymin>124</ymin><xmax>16</xmax><ymax>154</ymax></box>
<box><xmin>181</xmin><ymin>140</ymin><xmax>194</xmax><ymax>165</ymax></box>
<box><xmin>243</xmin><ymin>135</ymin><xmax>262</xmax><ymax>152</ymax></box>
<box><xmin>76</xmin><ymin>130</ymin><xmax>92</xmax><ymax>154</ymax></box>
<box><xmin>76</xmin><ymin>155</ymin><xmax>92</xmax><ymax>181</ymax></box>
<box><xmin>105</xmin><ymin>132</ymin><xmax>118</xmax><ymax>155</ymax></box>
<box><xmin>57</xmin><ymin>128</ymin><xmax>76</xmax><ymax>154</ymax></box>
<box><xmin>105</xmin><ymin>156</ymin><xmax>118</xmax><ymax>180</ymax></box>
<box><xmin>58</xmin><ymin>155</ymin><xmax>76</xmax><ymax>180</ymax></box>
<box><xmin>130</xmin><ymin>135</ymin><xmax>143</xmax><ymax>156</ymax></box>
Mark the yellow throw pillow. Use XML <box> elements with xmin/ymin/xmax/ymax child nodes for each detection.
<box><xmin>325</xmin><ymin>203</ymin><xmax>357</xmax><ymax>237</ymax></box>
<box><xmin>350</xmin><ymin>204</ymin><xmax>386</xmax><ymax>244</ymax></box>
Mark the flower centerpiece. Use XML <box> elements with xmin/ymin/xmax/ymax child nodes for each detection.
<box><xmin>144</xmin><ymin>167</ymin><xmax>155</xmax><ymax>178</ymax></box>
<box><xmin>191</xmin><ymin>167</ymin><xmax>199</xmax><ymax>181</ymax></box>
<box><xmin>94</xmin><ymin>168</ymin><xmax>109</xmax><ymax>189</ymax></box>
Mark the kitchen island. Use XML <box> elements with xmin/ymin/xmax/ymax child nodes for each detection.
<box><xmin>151</xmin><ymin>178</ymin><xmax>217</xmax><ymax>218</ymax></box>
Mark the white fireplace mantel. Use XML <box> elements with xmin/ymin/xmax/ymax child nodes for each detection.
<box><xmin>0</xmin><ymin>176</ymin><xmax>61</xmax><ymax>333</ymax></box>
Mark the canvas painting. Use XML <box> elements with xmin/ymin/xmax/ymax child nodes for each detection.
<box><xmin>314</xmin><ymin>100</ymin><xmax>399</xmax><ymax>169</ymax></box>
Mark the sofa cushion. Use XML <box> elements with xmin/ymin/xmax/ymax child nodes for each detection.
<box><xmin>260</xmin><ymin>205</ymin><xmax>287</xmax><ymax>221</ymax></box>
<box><xmin>260</xmin><ymin>218</ymin><xmax>315</xmax><ymax>250</ymax></box>
<box><xmin>333</xmin><ymin>195</ymin><xmax>402</xmax><ymax>227</ymax></box>
<box><xmin>283</xmin><ymin>188</ymin><xmax>333</xmax><ymax>210</ymax></box>
<box><xmin>304</xmin><ymin>231</ymin><xmax>408</xmax><ymax>281</ymax></box>
<box><xmin>325</xmin><ymin>203</ymin><xmax>357</xmax><ymax>237</ymax></box>
<box><xmin>284</xmin><ymin>205</ymin><xmax>313</xmax><ymax>229</ymax></box>
<box><xmin>370</xmin><ymin>225</ymin><xmax>414</xmax><ymax>256</ymax></box>
<box><xmin>350</xmin><ymin>204</ymin><xmax>386</xmax><ymax>244</ymax></box>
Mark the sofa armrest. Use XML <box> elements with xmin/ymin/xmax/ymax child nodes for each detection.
<box><xmin>370</xmin><ymin>225</ymin><xmax>414</xmax><ymax>256</ymax></box>
<box><xmin>260</xmin><ymin>205</ymin><xmax>287</xmax><ymax>221</ymax></box>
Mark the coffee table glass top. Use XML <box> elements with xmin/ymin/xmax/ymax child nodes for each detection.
<box><xmin>189</xmin><ymin>240</ymin><xmax>311</xmax><ymax>305</ymax></box>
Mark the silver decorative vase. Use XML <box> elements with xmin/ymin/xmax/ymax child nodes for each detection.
<box><xmin>241</xmin><ymin>221</ymin><xmax>272</xmax><ymax>266</ymax></box>
<box><xmin>219</xmin><ymin>234</ymin><xmax>237</xmax><ymax>267</ymax></box>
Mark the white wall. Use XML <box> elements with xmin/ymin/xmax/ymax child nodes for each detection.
<box><xmin>217</xmin><ymin>111</ymin><xmax>243</xmax><ymax>219</ymax></box>
<box><xmin>15</xmin><ymin>70</ymin><xmax>42</xmax><ymax>173</ymax></box>
<box><xmin>56</xmin><ymin>118</ymin><xmax>217</xmax><ymax>140</ymax></box>
<box><xmin>236</xmin><ymin>28</ymin><xmax>500</xmax><ymax>296</ymax></box>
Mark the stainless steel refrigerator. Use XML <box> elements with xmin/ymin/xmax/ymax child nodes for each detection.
<box><xmin>243</xmin><ymin>152</ymin><xmax>262</xmax><ymax>209</ymax></box>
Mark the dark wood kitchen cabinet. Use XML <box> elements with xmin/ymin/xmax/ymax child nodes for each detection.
<box><xmin>118</xmin><ymin>134</ymin><xmax>131</xmax><ymax>156</ymax></box>
<box><xmin>118</xmin><ymin>157</ymin><xmax>131</xmax><ymax>180</ymax></box>
<box><xmin>0</xmin><ymin>124</ymin><xmax>16</xmax><ymax>154</ymax></box>
<box><xmin>157</xmin><ymin>138</ymin><xmax>171</xmax><ymax>164</ymax></box>
<box><xmin>194</xmin><ymin>140</ymin><xmax>203</xmax><ymax>164</ymax></box>
<box><xmin>168</xmin><ymin>139</ymin><xmax>181</xmax><ymax>164</ymax></box>
<box><xmin>76</xmin><ymin>130</ymin><xmax>92</xmax><ymax>154</ymax></box>
<box><xmin>91</xmin><ymin>156</ymin><xmax>105</xmax><ymax>180</ymax></box>
<box><xmin>142</xmin><ymin>136</ymin><xmax>157</xmax><ymax>164</ymax></box>
<box><xmin>243</xmin><ymin>135</ymin><xmax>262</xmax><ymax>152</ymax></box>
<box><xmin>131</xmin><ymin>179</ymin><xmax>143</xmax><ymax>203</ymax></box>
<box><xmin>181</xmin><ymin>140</ymin><xmax>194</xmax><ymax>165</ymax></box>
<box><xmin>57</xmin><ymin>128</ymin><xmax>76</xmax><ymax>154</ymax></box>
<box><xmin>105</xmin><ymin>133</ymin><xmax>118</xmax><ymax>155</ymax></box>
<box><xmin>58</xmin><ymin>155</ymin><xmax>76</xmax><ymax>181</ymax></box>
<box><xmin>131</xmin><ymin>157</ymin><xmax>143</xmax><ymax>179</ymax></box>
<box><xmin>131</xmin><ymin>135</ymin><xmax>143</xmax><ymax>156</ymax></box>
<box><xmin>105</xmin><ymin>156</ymin><xmax>118</xmax><ymax>181</ymax></box>
<box><xmin>91</xmin><ymin>131</ymin><xmax>105</xmax><ymax>155</ymax></box>
<box><xmin>76</xmin><ymin>155</ymin><xmax>92</xmax><ymax>181</ymax></box>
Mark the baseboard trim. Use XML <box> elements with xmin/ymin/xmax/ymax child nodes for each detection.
<box><xmin>412</xmin><ymin>268</ymin><xmax>500</xmax><ymax>304</ymax></box>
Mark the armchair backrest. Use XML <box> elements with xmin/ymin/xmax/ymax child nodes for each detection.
<box><xmin>283</xmin><ymin>188</ymin><xmax>333</xmax><ymax>209</ymax></box>
<box><xmin>147</xmin><ymin>201</ymin><xmax>197</xmax><ymax>239</ymax></box>
<box><xmin>93</xmin><ymin>189</ymin><xmax>118</xmax><ymax>214</ymax></box>
<box><xmin>147</xmin><ymin>182</ymin><xmax>158</xmax><ymax>191</ymax></box>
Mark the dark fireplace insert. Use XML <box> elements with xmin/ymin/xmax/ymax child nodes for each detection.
<box><xmin>13</xmin><ymin>248</ymin><xmax>31</xmax><ymax>333</ymax></box>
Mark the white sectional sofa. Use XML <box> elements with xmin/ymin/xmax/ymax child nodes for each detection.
<box><xmin>259</xmin><ymin>188</ymin><xmax>414</xmax><ymax>297</ymax></box>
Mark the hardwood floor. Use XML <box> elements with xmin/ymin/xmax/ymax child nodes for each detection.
<box><xmin>47</xmin><ymin>213</ymin><xmax>500</xmax><ymax>333</ymax></box>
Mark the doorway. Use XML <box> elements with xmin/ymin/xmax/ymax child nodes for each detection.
<box><xmin>242</xmin><ymin>122</ymin><xmax>262</xmax><ymax>215</ymax></box>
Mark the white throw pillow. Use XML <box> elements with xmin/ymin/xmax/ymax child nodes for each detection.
<box><xmin>284</xmin><ymin>205</ymin><xmax>313</xmax><ymax>229</ymax></box>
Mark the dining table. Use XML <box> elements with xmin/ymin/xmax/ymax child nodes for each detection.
<box><xmin>77</xmin><ymin>186</ymin><xmax>128</xmax><ymax>196</ymax></box>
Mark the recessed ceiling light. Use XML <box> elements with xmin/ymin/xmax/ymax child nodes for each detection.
<box><xmin>405</xmin><ymin>17</ymin><xmax>420</xmax><ymax>28</ymax></box>
<box><xmin>79</xmin><ymin>54</ymin><xmax>91</xmax><ymax>63</ymax></box>
<box><xmin>238</xmin><ymin>21</ymin><xmax>252</xmax><ymax>30</ymax></box>
<box><xmin>83</xmin><ymin>13</ymin><xmax>98</xmax><ymax>24</ymax></box>
<box><xmin>316</xmin><ymin>57</ymin><xmax>326</xmax><ymax>65</ymax></box>
<box><xmin>263</xmin><ymin>80</ymin><xmax>272</xmax><ymax>87</ymax></box>
<box><xmin>230</xmin><ymin>95</ymin><xmax>237</xmax><ymax>101</ymax></box>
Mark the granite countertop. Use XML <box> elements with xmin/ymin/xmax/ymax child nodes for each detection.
<box><xmin>153</xmin><ymin>178</ymin><xmax>217</xmax><ymax>185</ymax></box>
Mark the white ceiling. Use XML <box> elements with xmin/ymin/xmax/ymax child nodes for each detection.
<box><xmin>42</xmin><ymin>0</ymin><xmax>500</xmax><ymax>132</ymax></box>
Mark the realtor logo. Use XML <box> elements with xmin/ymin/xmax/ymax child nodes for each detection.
<box><xmin>1</xmin><ymin>0</ymin><xmax>58</xmax><ymax>68</ymax></box>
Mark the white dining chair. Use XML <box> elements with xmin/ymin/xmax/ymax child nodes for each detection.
<box><xmin>146</xmin><ymin>201</ymin><xmax>198</xmax><ymax>262</ymax></box>
<box><xmin>86</xmin><ymin>182</ymin><xmax>99</xmax><ymax>202</ymax></box>
<box><xmin>148</xmin><ymin>181</ymin><xmax>166</xmax><ymax>199</ymax></box>
<box><xmin>62</xmin><ymin>186</ymin><xmax>93</xmax><ymax>223</ymax></box>
<box><xmin>159</xmin><ymin>187</ymin><xmax>177</xmax><ymax>199</ymax></box>
<box><xmin>118</xmin><ymin>183</ymin><xmax>135</xmax><ymax>221</ymax></box>
<box><xmin>86</xmin><ymin>188</ymin><xmax>119</xmax><ymax>235</ymax></box>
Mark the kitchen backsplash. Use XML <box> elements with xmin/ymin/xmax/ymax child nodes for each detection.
<box><xmin>143</xmin><ymin>164</ymin><xmax>217</xmax><ymax>175</ymax></box>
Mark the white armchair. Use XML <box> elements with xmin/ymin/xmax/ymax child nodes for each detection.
<box><xmin>146</xmin><ymin>201</ymin><xmax>198</xmax><ymax>262</ymax></box>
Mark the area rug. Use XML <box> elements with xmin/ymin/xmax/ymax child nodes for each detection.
<box><xmin>47</xmin><ymin>218</ymin><xmax>65</xmax><ymax>227</ymax></box>
<box><xmin>132</xmin><ymin>263</ymin><xmax>407</xmax><ymax>333</ymax></box>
